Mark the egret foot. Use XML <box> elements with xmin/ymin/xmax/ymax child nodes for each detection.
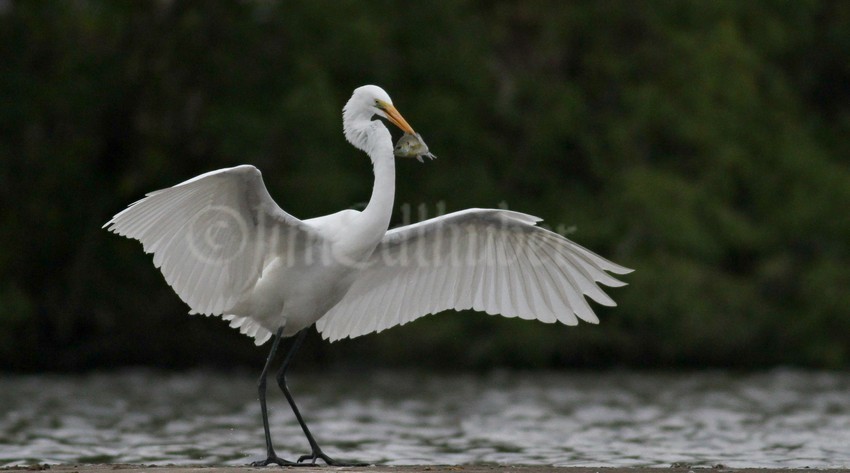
<box><xmin>296</xmin><ymin>449</ymin><xmax>369</xmax><ymax>467</ymax></box>
<box><xmin>250</xmin><ymin>455</ymin><xmax>298</xmax><ymax>467</ymax></box>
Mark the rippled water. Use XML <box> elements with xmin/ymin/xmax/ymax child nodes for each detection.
<box><xmin>1</xmin><ymin>369</ymin><xmax>849</xmax><ymax>468</ymax></box>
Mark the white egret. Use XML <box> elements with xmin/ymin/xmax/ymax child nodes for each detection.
<box><xmin>104</xmin><ymin>85</ymin><xmax>632</xmax><ymax>466</ymax></box>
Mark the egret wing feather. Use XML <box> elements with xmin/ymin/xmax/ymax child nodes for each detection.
<box><xmin>104</xmin><ymin>165</ymin><xmax>322</xmax><ymax>326</ymax></box>
<box><xmin>316</xmin><ymin>208</ymin><xmax>632</xmax><ymax>341</ymax></box>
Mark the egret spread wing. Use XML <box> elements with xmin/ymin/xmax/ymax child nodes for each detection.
<box><xmin>316</xmin><ymin>209</ymin><xmax>632</xmax><ymax>341</ymax></box>
<box><xmin>105</xmin><ymin>165</ymin><xmax>321</xmax><ymax>321</ymax></box>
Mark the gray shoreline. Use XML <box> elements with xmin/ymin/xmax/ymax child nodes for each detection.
<box><xmin>3</xmin><ymin>465</ymin><xmax>847</xmax><ymax>473</ymax></box>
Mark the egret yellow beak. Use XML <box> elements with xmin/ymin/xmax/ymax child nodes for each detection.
<box><xmin>377</xmin><ymin>100</ymin><xmax>415</xmax><ymax>134</ymax></box>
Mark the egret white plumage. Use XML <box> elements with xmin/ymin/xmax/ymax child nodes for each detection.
<box><xmin>104</xmin><ymin>85</ymin><xmax>632</xmax><ymax>466</ymax></box>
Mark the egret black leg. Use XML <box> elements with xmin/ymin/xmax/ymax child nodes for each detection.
<box><xmin>275</xmin><ymin>329</ymin><xmax>369</xmax><ymax>466</ymax></box>
<box><xmin>250</xmin><ymin>326</ymin><xmax>296</xmax><ymax>467</ymax></box>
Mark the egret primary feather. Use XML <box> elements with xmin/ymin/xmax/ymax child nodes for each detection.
<box><xmin>104</xmin><ymin>85</ymin><xmax>632</xmax><ymax>466</ymax></box>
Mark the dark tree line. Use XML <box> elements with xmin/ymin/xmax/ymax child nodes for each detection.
<box><xmin>1</xmin><ymin>1</ymin><xmax>849</xmax><ymax>371</ymax></box>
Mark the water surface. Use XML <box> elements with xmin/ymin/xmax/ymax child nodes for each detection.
<box><xmin>1</xmin><ymin>369</ymin><xmax>848</xmax><ymax>467</ymax></box>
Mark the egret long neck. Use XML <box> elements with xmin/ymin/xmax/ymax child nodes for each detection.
<box><xmin>360</xmin><ymin>147</ymin><xmax>395</xmax><ymax>239</ymax></box>
<box><xmin>341</xmin><ymin>112</ymin><xmax>397</xmax><ymax>251</ymax></box>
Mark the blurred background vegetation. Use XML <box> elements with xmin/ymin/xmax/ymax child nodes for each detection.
<box><xmin>1</xmin><ymin>0</ymin><xmax>849</xmax><ymax>372</ymax></box>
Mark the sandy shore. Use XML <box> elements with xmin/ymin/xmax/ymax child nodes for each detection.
<box><xmin>2</xmin><ymin>465</ymin><xmax>848</xmax><ymax>473</ymax></box>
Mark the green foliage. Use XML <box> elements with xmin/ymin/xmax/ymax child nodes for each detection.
<box><xmin>1</xmin><ymin>0</ymin><xmax>849</xmax><ymax>371</ymax></box>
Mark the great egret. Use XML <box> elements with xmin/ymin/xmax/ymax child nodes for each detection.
<box><xmin>104</xmin><ymin>85</ymin><xmax>632</xmax><ymax>466</ymax></box>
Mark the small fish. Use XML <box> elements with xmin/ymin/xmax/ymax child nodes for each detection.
<box><xmin>394</xmin><ymin>132</ymin><xmax>437</xmax><ymax>163</ymax></box>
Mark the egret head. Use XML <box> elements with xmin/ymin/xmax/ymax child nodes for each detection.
<box><xmin>344</xmin><ymin>85</ymin><xmax>415</xmax><ymax>137</ymax></box>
